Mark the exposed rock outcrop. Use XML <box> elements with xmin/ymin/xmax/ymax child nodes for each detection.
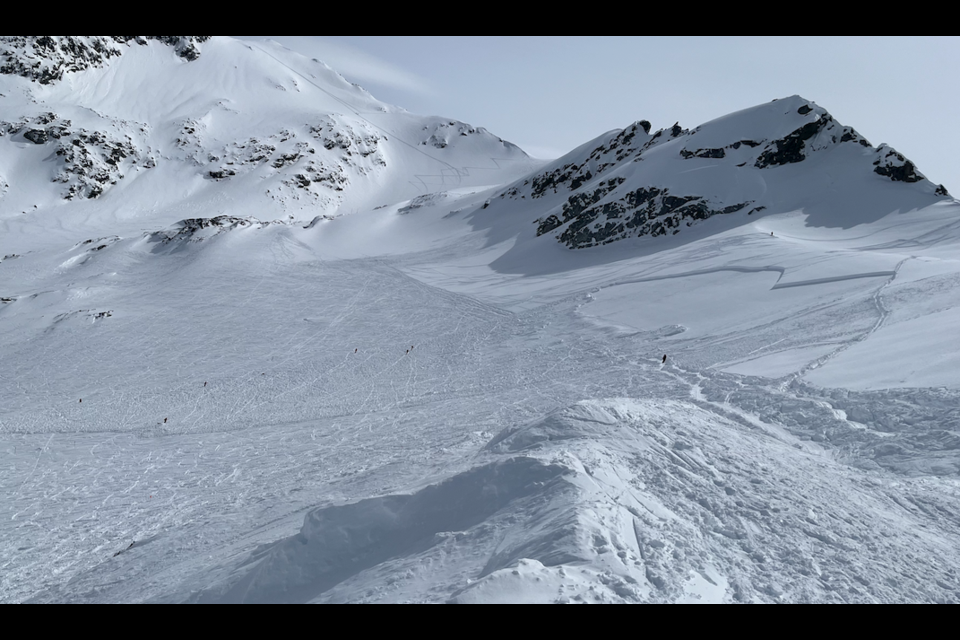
<box><xmin>149</xmin><ymin>216</ymin><xmax>270</xmax><ymax>245</ymax></box>
<box><xmin>873</xmin><ymin>145</ymin><xmax>925</xmax><ymax>183</ymax></box>
<box><xmin>0</xmin><ymin>36</ymin><xmax>211</xmax><ymax>84</ymax></box>
<box><xmin>483</xmin><ymin>96</ymin><xmax>948</xmax><ymax>250</ymax></box>
<box><xmin>3</xmin><ymin>113</ymin><xmax>148</xmax><ymax>200</ymax></box>
<box><xmin>539</xmin><ymin>183</ymin><xmax>753</xmax><ymax>249</ymax></box>
<box><xmin>420</xmin><ymin>120</ymin><xmax>518</xmax><ymax>152</ymax></box>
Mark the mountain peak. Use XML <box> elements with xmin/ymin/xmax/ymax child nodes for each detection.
<box><xmin>0</xmin><ymin>36</ymin><xmax>212</xmax><ymax>84</ymax></box>
<box><xmin>0</xmin><ymin>37</ymin><xmax>531</xmax><ymax>219</ymax></box>
<box><xmin>479</xmin><ymin>96</ymin><xmax>949</xmax><ymax>250</ymax></box>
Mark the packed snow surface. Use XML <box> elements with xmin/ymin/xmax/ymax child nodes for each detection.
<box><xmin>2</xmin><ymin>37</ymin><xmax>960</xmax><ymax>604</ymax></box>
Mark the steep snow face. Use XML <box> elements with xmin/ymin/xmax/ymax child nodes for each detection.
<box><xmin>476</xmin><ymin>96</ymin><xmax>951</xmax><ymax>250</ymax></box>
<box><xmin>0</xmin><ymin>37</ymin><xmax>534</xmax><ymax>249</ymax></box>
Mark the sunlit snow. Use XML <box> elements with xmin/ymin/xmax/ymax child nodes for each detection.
<box><xmin>2</xmin><ymin>37</ymin><xmax>960</xmax><ymax>604</ymax></box>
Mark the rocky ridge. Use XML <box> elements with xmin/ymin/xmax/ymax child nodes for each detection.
<box><xmin>148</xmin><ymin>216</ymin><xmax>274</xmax><ymax>246</ymax></box>
<box><xmin>483</xmin><ymin>97</ymin><xmax>951</xmax><ymax>250</ymax></box>
<box><xmin>2</xmin><ymin>112</ymin><xmax>150</xmax><ymax>200</ymax></box>
<box><xmin>0</xmin><ymin>37</ymin><xmax>211</xmax><ymax>84</ymax></box>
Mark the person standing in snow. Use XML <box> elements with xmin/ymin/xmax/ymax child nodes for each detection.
<box><xmin>662</xmin><ymin>355</ymin><xmax>668</xmax><ymax>365</ymax></box>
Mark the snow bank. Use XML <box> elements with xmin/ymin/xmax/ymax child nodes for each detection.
<box><xmin>181</xmin><ymin>400</ymin><xmax>960</xmax><ymax>604</ymax></box>
<box><xmin>196</xmin><ymin>458</ymin><xmax>573</xmax><ymax>604</ymax></box>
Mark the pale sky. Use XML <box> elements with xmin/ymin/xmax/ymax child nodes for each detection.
<box><xmin>236</xmin><ymin>36</ymin><xmax>959</xmax><ymax>189</ymax></box>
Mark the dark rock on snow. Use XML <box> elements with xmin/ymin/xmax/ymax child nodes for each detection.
<box><xmin>873</xmin><ymin>147</ymin><xmax>924</xmax><ymax>183</ymax></box>
<box><xmin>0</xmin><ymin>37</ymin><xmax>211</xmax><ymax>85</ymax></box>
<box><xmin>24</xmin><ymin>129</ymin><xmax>49</xmax><ymax>145</ymax></box>
<box><xmin>755</xmin><ymin>117</ymin><xmax>832</xmax><ymax>169</ymax></box>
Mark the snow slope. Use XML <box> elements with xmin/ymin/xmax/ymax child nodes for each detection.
<box><xmin>0</xmin><ymin>36</ymin><xmax>536</xmax><ymax>253</ymax></box>
<box><xmin>2</xmin><ymin>38</ymin><xmax>960</xmax><ymax>604</ymax></box>
<box><xmin>469</xmin><ymin>95</ymin><xmax>949</xmax><ymax>259</ymax></box>
<box><xmin>169</xmin><ymin>400</ymin><xmax>960</xmax><ymax>604</ymax></box>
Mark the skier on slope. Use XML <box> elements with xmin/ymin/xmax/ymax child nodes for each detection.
<box><xmin>662</xmin><ymin>355</ymin><xmax>668</xmax><ymax>365</ymax></box>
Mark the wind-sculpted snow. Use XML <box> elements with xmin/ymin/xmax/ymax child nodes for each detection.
<box><xmin>0</xmin><ymin>37</ymin><xmax>210</xmax><ymax>84</ymax></box>
<box><xmin>7</xmin><ymin>206</ymin><xmax>960</xmax><ymax>604</ymax></box>
<box><xmin>191</xmin><ymin>458</ymin><xmax>573</xmax><ymax>604</ymax></box>
<box><xmin>478</xmin><ymin>96</ymin><xmax>950</xmax><ymax>250</ymax></box>
<box><xmin>161</xmin><ymin>401</ymin><xmax>960</xmax><ymax>604</ymax></box>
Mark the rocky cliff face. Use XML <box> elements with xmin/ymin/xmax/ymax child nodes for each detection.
<box><xmin>481</xmin><ymin>96</ymin><xmax>951</xmax><ymax>250</ymax></box>
<box><xmin>0</xmin><ymin>36</ymin><xmax>211</xmax><ymax>84</ymax></box>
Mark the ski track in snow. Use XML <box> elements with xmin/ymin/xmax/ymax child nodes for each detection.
<box><xmin>2</xmin><ymin>232</ymin><xmax>960</xmax><ymax>603</ymax></box>
<box><xmin>2</xmin><ymin>39</ymin><xmax>960</xmax><ymax>603</ymax></box>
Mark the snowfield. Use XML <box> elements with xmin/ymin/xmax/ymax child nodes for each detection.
<box><xmin>2</xmin><ymin>37</ymin><xmax>960</xmax><ymax>604</ymax></box>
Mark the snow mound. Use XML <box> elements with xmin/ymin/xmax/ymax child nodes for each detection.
<box><xmin>147</xmin><ymin>216</ymin><xmax>274</xmax><ymax>247</ymax></box>
<box><xmin>193</xmin><ymin>458</ymin><xmax>575</xmax><ymax>604</ymax></box>
<box><xmin>485</xmin><ymin>400</ymin><xmax>627</xmax><ymax>452</ymax></box>
<box><xmin>176</xmin><ymin>399</ymin><xmax>960</xmax><ymax>604</ymax></box>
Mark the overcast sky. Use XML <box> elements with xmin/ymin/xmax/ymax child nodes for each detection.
<box><xmin>236</xmin><ymin>36</ymin><xmax>959</xmax><ymax>188</ymax></box>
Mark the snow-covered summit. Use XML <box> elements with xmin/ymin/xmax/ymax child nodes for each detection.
<box><xmin>0</xmin><ymin>37</ymin><xmax>533</xmax><ymax>243</ymax></box>
<box><xmin>478</xmin><ymin>96</ymin><xmax>951</xmax><ymax>250</ymax></box>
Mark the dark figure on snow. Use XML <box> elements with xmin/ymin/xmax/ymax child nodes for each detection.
<box><xmin>164</xmin><ymin>418</ymin><xmax>168</xmax><ymax>424</ymax></box>
<box><xmin>662</xmin><ymin>355</ymin><xmax>668</xmax><ymax>365</ymax></box>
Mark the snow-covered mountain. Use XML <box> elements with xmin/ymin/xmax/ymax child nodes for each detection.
<box><xmin>477</xmin><ymin>96</ymin><xmax>949</xmax><ymax>250</ymax></box>
<box><xmin>3</xmin><ymin>37</ymin><xmax>960</xmax><ymax>605</ymax></box>
<box><xmin>0</xmin><ymin>36</ymin><xmax>533</xmax><ymax>247</ymax></box>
